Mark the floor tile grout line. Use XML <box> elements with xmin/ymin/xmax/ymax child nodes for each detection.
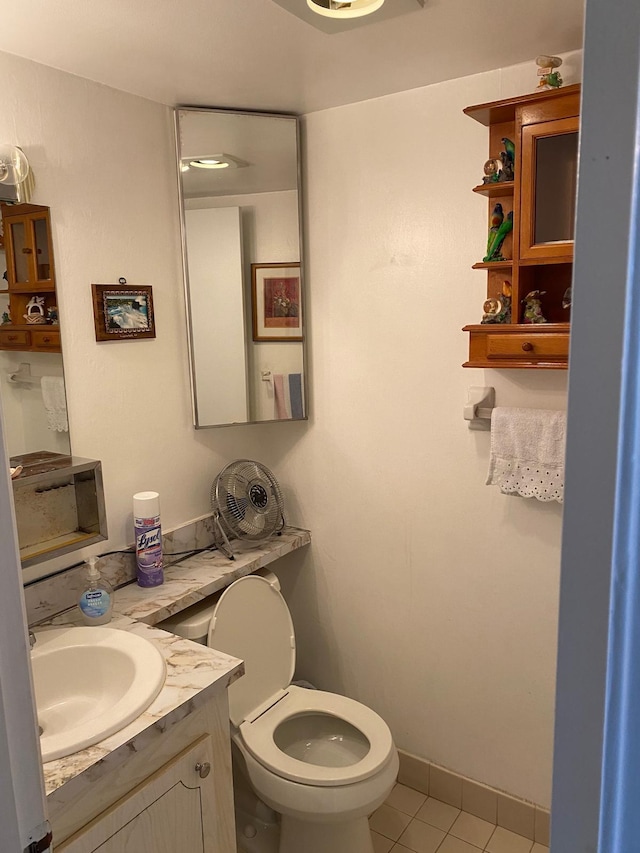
<box><xmin>373</xmin><ymin>794</ymin><xmax>542</xmax><ymax>853</ymax></box>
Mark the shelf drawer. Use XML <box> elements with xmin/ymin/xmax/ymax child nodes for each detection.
<box><xmin>486</xmin><ymin>332</ymin><xmax>569</xmax><ymax>360</ymax></box>
<box><xmin>0</xmin><ymin>329</ymin><xmax>30</xmax><ymax>347</ymax></box>
<box><xmin>31</xmin><ymin>328</ymin><xmax>60</xmax><ymax>350</ymax></box>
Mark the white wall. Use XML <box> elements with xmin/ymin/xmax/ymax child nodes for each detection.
<box><xmin>0</xmin><ymin>46</ymin><xmax>583</xmax><ymax>807</ymax></box>
<box><xmin>0</xmin><ymin>50</ymin><xmax>275</xmax><ymax>572</ymax></box>
<box><xmin>268</xmin><ymin>52</ymin><xmax>582</xmax><ymax>809</ymax></box>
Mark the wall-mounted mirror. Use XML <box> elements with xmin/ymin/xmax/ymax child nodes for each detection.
<box><xmin>0</xmin><ymin>204</ymin><xmax>101</xmax><ymax>578</ymax></box>
<box><xmin>0</xmin><ymin>204</ymin><xmax>70</xmax><ymax>463</ymax></box>
<box><xmin>175</xmin><ymin>108</ymin><xmax>307</xmax><ymax>427</ymax></box>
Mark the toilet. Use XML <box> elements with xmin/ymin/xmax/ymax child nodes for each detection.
<box><xmin>161</xmin><ymin>571</ymin><xmax>398</xmax><ymax>853</ymax></box>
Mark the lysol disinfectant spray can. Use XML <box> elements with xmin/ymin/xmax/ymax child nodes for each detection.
<box><xmin>133</xmin><ymin>491</ymin><xmax>164</xmax><ymax>587</ymax></box>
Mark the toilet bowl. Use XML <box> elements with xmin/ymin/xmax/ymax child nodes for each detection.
<box><xmin>166</xmin><ymin>571</ymin><xmax>398</xmax><ymax>853</ymax></box>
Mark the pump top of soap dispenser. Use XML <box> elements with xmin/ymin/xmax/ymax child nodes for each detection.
<box><xmin>87</xmin><ymin>556</ymin><xmax>100</xmax><ymax>579</ymax></box>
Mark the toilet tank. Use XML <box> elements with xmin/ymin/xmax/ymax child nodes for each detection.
<box><xmin>157</xmin><ymin>569</ymin><xmax>281</xmax><ymax>644</ymax></box>
<box><xmin>158</xmin><ymin>596</ymin><xmax>218</xmax><ymax>644</ymax></box>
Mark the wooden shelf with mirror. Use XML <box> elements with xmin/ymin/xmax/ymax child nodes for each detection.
<box><xmin>462</xmin><ymin>84</ymin><xmax>580</xmax><ymax>369</ymax></box>
<box><xmin>0</xmin><ymin>203</ymin><xmax>61</xmax><ymax>353</ymax></box>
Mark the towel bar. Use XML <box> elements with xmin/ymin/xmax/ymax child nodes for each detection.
<box><xmin>464</xmin><ymin>386</ymin><xmax>495</xmax><ymax>429</ymax></box>
<box><xmin>7</xmin><ymin>362</ymin><xmax>41</xmax><ymax>386</ymax></box>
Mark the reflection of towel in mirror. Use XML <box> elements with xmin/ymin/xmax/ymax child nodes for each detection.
<box><xmin>41</xmin><ymin>376</ymin><xmax>68</xmax><ymax>432</ymax></box>
<box><xmin>274</xmin><ymin>373</ymin><xmax>304</xmax><ymax>420</ymax></box>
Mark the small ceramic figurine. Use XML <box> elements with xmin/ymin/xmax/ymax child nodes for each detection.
<box><xmin>522</xmin><ymin>290</ymin><xmax>548</xmax><ymax>324</ymax></box>
<box><xmin>536</xmin><ymin>55</ymin><xmax>563</xmax><ymax>90</ymax></box>
<box><xmin>499</xmin><ymin>150</ymin><xmax>514</xmax><ymax>182</ymax></box>
<box><xmin>46</xmin><ymin>305</ymin><xmax>59</xmax><ymax>325</ymax></box>
<box><xmin>23</xmin><ymin>295</ymin><xmax>47</xmax><ymax>324</ymax></box>
<box><xmin>1</xmin><ymin>311</ymin><xmax>10</xmax><ymax>325</ymax></box>
<box><xmin>484</xmin><ymin>210</ymin><xmax>514</xmax><ymax>262</ymax></box>
<box><xmin>482</xmin><ymin>158</ymin><xmax>502</xmax><ymax>184</ymax></box>
<box><xmin>486</xmin><ymin>203</ymin><xmax>504</xmax><ymax>257</ymax></box>
<box><xmin>499</xmin><ymin>137</ymin><xmax>515</xmax><ymax>182</ymax></box>
<box><xmin>562</xmin><ymin>286</ymin><xmax>572</xmax><ymax>310</ymax></box>
<box><xmin>482</xmin><ymin>280</ymin><xmax>512</xmax><ymax>324</ymax></box>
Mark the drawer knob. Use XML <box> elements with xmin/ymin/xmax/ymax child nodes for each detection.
<box><xmin>522</xmin><ymin>341</ymin><xmax>534</xmax><ymax>352</ymax></box>
<box><xmin>42</xmin><ymin>337</ymin><xmax>51</xmax><ymax>343</ymax></box>
<box><xmin>21</xmin><ymin>247</ymin><xmax>33</xmax><ymax>254</ymax></box>
<box><xmin>8</xmin><ymin>335</ymin><xmax>17</xmax><ymax>341</ymax></box>
<box><xmin>195</xmin><ymin>762</ymin><xmax>211</xmax><ymax>779</ymax></box>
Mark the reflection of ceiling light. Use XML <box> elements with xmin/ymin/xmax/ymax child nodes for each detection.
<box><xmin>306</xmin><ymin>0</ymin><xmax>385</xmax><ymax>18</ymax></box>
<box><xmin>190</xmin><ymin>159</ymin><xmax>229</xmax><ymax>169</ymax></box>
<box><xmin>181</xmin><ymin>153</ymin><xmax>248</xmax><ymax>172</ymax></box>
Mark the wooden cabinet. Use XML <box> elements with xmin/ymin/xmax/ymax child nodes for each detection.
<box><xmin>463</xmin><ymin>84</ymin><xmax>580</xmax><ymax>369</ymax></box>
<box><xmin>57</xmin><ymin>737</ymin><xmax>218</xmax><ymax>853</ymax></box>
<box><xmin>0</xmin><ymin>203</ymin><xmax>61</xmax><ymax>353</ymax></box>
<box><xmin>48</xmin><ymin>691</ymin><xmax>237</xmax><ymax>853</ymax></box>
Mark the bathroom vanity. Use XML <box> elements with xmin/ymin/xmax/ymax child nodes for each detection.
<box><xmin>45</xmin><ymin>617</ymin><xmax>243</xmax><ymax>852</ymax></box>
<box><xmin>40</xmin><ymin>528</ymin><xmax>311</xmax><ymax>852</ymax></box>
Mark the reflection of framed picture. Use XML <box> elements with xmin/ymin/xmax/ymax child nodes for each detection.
<box><xmin>251</xmin><ymin>263</ymin><xmax>302</xmax><ymax>342</ymax></box>
<box><xmin>91</xmin><ymin>284</ymin><xmax>156</xmax><ymax>342</ymax></box>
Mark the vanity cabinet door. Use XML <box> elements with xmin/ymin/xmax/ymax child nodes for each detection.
<box><xmin>57</xmin><ymin>736</ymin><xmax>218</xmax><ymax>853</ymax></box>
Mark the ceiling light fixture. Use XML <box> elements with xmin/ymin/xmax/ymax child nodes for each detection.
<box><xmin>306</xmin><ymin>0</ymin><xmax>385</xmax><ymax>18</ymax></box>
<box><xmin>181</xmin><ymin>153</ymin><xmax>248</xmax><ymax>172</ymax></box>
<box><xmin>190</xmin><ymin>158</ymin><xmax>230</xmax><ymax>170</ymax></box>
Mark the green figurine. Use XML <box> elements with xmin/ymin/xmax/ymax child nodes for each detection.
<box><xmin>536</xmin><ymin>55</ymin><xmax>564</xmax><ymax>90</ymax></box>
<box><xmin>501</xmin><ymin>137</ymin><xmax>515</xmax><ymax>163</ymax></box>
<box><xmin>522</xmin><ymin>290</ymin><xmax>548</xmax><ymax>324</ymax></box>
<box><xmin>484</xmin><ymin>210</ymin><xmax>513</xmax><ymax>262</ymax></box>
<box><xmin>486</xmin><ymin>203</ymin><xmax>504</xmax><ymax>256</ymax></box>
<box><xmin>500</xmin><ymin>137</ymin><xmax>515</xmax><ymax>181</ymax></box>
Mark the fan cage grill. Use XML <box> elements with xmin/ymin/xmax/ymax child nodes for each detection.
<box><xmin>211</xmin><ymin>460</ymin><xmax>284</xmax><ymax>542</ymax></box>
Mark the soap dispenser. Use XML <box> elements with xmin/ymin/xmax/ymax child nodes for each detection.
<box><xmin>78</xmin><ymin>557</ymin><xmax>114</xmax><ymax>625</ymax></box>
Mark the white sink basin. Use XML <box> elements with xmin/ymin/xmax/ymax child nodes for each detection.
<box><xmin>31</xmin><ymin>626</ymin><xmax>166</xmax><ymax>762</ymax></box>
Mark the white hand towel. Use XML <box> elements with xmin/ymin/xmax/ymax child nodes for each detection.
<box><xmin>486</xmin><ymin>407</ymin><xmax>566</xmax><ymax>503</ymax></box>
<box><xmin>40</xmin><ymin>376</ymin><xmax>68</xmax><ymax>433</ymax></box>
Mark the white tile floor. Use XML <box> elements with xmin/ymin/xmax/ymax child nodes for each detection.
<box><xmin>369</xmin><ymin>784</ymin><xmax>549</xmax><ymax>853</ymax></box>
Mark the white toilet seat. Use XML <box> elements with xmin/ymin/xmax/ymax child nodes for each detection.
<box><xmin>239</xmin><ymin>684</ymin><xmax>395</xmax><ymax>787</ymax></box>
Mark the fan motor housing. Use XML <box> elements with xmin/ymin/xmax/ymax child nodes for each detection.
<box><xmin>249</xmin><ymin>483</ymin><xmax>269</xmax><ymax>510</ymax></box>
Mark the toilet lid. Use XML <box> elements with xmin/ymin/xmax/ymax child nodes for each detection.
<box><xmin>208</xmin><ymin>575</ymin><xmax>296</xmax><ymax>727</ymax></box>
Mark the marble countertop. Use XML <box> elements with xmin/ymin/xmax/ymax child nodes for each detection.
<box><xmin>41</xmin><ymin>527</ymin><xmax>311</xmax><ymax>800</ymax></box>
<box><xmin>42</xmin><ymin>615</ymin><xmax>244</xmax><ymax>798</ymax></box>
<box><xmin>114</xmin><ymin>526</ymin><xmax>311</xmax><ymax>626</ymax></box>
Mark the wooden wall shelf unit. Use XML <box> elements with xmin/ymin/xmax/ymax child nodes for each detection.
<box><xmin>0</xmin><ymin>203</ymin><xmax>61</xmax><ymax>353</ymax></box>
<box><xmin>463</xmin><ymin>84</ymin><xmax>580</xmax><ymax>370</ymax></box>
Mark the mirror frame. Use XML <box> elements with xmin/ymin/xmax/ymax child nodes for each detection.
<box><xmin>174</xmin><ymin>106</ymin><xmax>308</xmax><ymax>428</ymax></box>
